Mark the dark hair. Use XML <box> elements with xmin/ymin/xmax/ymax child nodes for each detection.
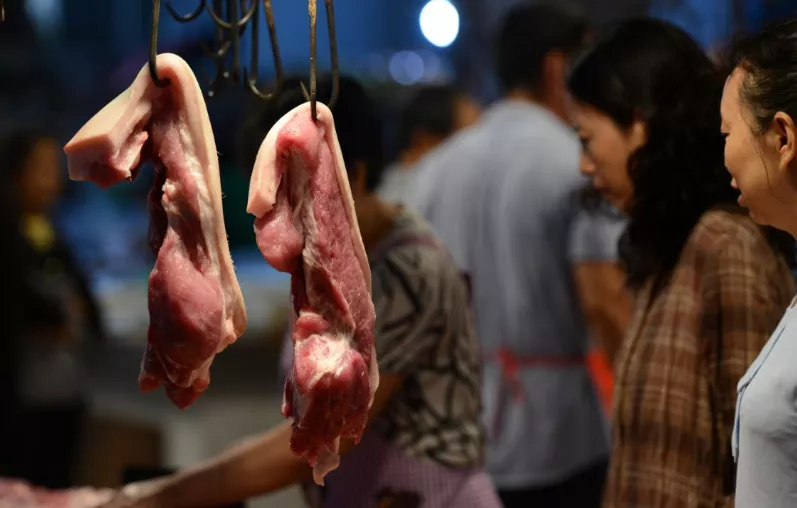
<box><xmin>495</xmin><ymin>1</ymin><xmax>590</xmax><ymax>93</ymax></box>
<box><xmin>568</xmin><ymin>18</ymin><xmax>793</xmax><ymax>290</ymax></box>
<box><xmin>238</xmin><ymin>75</ymin><xmax>385</xmax><ymax>192</ymax></box>
<box><xmin>395</xmin><ymin>85</ymin><xmax>464</xmax><ymax>154</ymax></box>
<box><xmin>727</xmin><ymin>17</ymin><xmax>797</xmax><ymax>134</ymax></box>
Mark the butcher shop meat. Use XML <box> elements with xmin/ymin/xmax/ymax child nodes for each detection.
<box><xmin>63</xmin><ymin>53</ymin><xmax>248</xmax><ymax>408</ymax></box>
<box><xmin>0</xmin><ymin>478</ymin><xmax>113</xmax><ymax>508</ymax></box>
<box><xmin>248</xmin><ymin>102</ymin><xmax>378</xmax><ymax>484</ymax></box>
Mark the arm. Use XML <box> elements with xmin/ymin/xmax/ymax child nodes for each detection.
<box><xmin>132</xmin><ymin>244</ymin><xmax>440</xmax><ymax>508</ymax></box>
<box><xmin>139</xmin><ymin>374</ymin><xmax>403</xmax><ymax>508</ymax></box>
<box><xmin>572</xmin><ymin>261</ymin><xmax>631</xmax><ymax>362</ymax></box>
<box><xmin>569</xmin><ymin>206</ymin><xmax>631</xmax><ymax>362</ymax></box>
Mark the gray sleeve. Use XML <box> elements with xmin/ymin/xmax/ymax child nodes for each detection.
<box><xmin>568</xmin><ymin>207</ymin><xmax>626</xmax><ymax>262</ymax></box>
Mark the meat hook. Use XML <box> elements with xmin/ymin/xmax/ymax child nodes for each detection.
<box><xmin>164</xmin><ymin>0</ymin><xmax>205</xmax><ymax>22</ymax></box>
<box><xmin>243</xmin><ymin>0</ymin><xmax>284</xmax><ymax>100</ymax></box>
<box><xmin>300</xmin><ymin>0</ymin><xmax>340</xmax><ymax>121</ymax></box>
<box><xmin>151</xmin><ymin>0</ymin><xmax>285</xmax><ymax>101</ymax></box>
<box><xmin>149</xmin><ymin>0</ymin><xmax>171</xmax><ymax>87</ymax></box>
<box><xmin>165</xmin><ymin>0</ymin><xmax>255</xmax><ymax>29</ymax></box>
<box><xmin>200</xmin><ymin>0</ymin><xmax>235</xmax><ymax>98</ymax></box>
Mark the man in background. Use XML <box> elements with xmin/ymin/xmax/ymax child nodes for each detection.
<box><xmin>405</xmin><ymin>2</ymin><xmax>630</xmax><ymax>506</ymax></box>
<box><xmin>378</xmin><ymin>85</ymin><xmax>481</xmax><ymax>204</ymax></box>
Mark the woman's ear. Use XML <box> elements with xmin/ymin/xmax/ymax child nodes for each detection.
<box><xmin>628</xmin><ymin>119</ymin><xmax>648</xmax><ymax>153</ymax></box>
<box><xmin>772</xmin><ymin>111</ymin><xmax>797</xmax><ymax>173</ymax></box>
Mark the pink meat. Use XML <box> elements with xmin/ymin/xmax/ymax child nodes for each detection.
<box><xmin>0</xmin><ymin>478</ymin><xmax>113</xmax><ymax>508</ymax></box>
<box><xmin>63</xmin><ymin>53</ymin><xmax>248</xmax><ymax>408</ymax></box>
<box><xmin>248</xmin><ymin>102</ymin><xmax>378</xmax><ymax>484</ymax></box>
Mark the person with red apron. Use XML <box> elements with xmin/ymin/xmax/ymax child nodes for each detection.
<box><xmin>404</xmin><ymin>5</ymin><xmax>627</xmax><ymax>507</ymax></box>
<box><xmin>103</xmin><ymin>76</ymin><xmax>500</xmax><ymax>508</ymax></box>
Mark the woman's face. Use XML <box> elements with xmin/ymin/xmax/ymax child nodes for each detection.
<box><xmin>572</xmin><ymin>102</ymin><xmax>644</xmax><ymax>213</ymax></box>
<box><xmin>17</xmin><ymin>138</ymin><xmax>64</xmax><ymax>214</ymax></box>
<box><xmin>721</xmin><ymin>69</ymin><xmax>797</xmax><ymax>229</ymax></box>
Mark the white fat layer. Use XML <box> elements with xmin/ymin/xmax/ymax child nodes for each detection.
<box><xmin>294</xmin><ymin>322</ymin><xmax>352</xmax><ymax>417</ymax></box>
<box><xmin>312</xmin><ymin>442</ymin><xmax>341</xmax><ymax>485</ymax></box>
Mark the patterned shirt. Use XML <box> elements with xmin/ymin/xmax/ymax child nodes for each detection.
<box><xmin>605</xmin><ymin>209</ymin><xmax>794</xmax><ymax>508</ymax></box>
<box><xmin>367</xmin><ymin>210</ymin><xmax>483</xmax><ymax>466</ymax></box>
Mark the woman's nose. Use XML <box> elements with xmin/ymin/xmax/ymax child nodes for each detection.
<box><xmin>580</xmin><ymin>154</ymin><xmax>595</xmax><ymax>176</ymax></box>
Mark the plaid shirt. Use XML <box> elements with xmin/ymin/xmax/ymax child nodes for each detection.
<box><xmin>604</xmin><ymin>209</ymin><xmax>794</xmax><ymax>508</ymax></box>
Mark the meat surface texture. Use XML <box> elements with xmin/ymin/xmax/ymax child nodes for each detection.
<box><xmin>248</xmin><ymin>102</ymin><xmax>378</xmax><ymax>484</ymax></box>
<box><xmin>63</xmin><ymin>53</ymin><xmax>247</xmax><ymax>408</ymax></box>
<box><xmin>0</xmin><ymin>478</ymin><xmax>113</xmax><ymax>508</ymax></box>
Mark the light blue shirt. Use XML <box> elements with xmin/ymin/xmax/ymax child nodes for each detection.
<box><xmin>405</xmin><ymin>99</ymin><xmax>624</xmax><ymax>488</ymax></box>
<box><xmin>734</xmin><ymin>298</ymin><xmax>797</xmax><ymax>507</ymax></box>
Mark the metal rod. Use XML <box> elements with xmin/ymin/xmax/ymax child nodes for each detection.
<box><xmin>244</xmin><ymin>0</ymin><xmax>284</xmax><ymax>100</ymax></box>
<box><xmin>300</xmin><ymin>0</ymin><xmax>339</xmax><ymax>120</ymax></box>
<box><xmin>325</xmin><ymin>0</ymin><xmax>340</xmax><ymax>109</ymax></box>
<box><xmin>149</xmin><ymin>0</ymin><xmax>171</xmax><ymax>87</ymax></box>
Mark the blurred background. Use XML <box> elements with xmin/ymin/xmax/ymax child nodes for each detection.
<box><xmin>0</xmin><ymin>0</ymin><xmax>794</xmax><ymax>506</ymax></box>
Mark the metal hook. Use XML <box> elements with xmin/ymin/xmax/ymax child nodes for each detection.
<box><xmin>244</xmin><ymin>0</ymin><xmax>284</xmax><ymax>100</ymax></box>
<box><xmin>206</xmin><ymin>0</ymin><xmax>256</xmax><ymax>31</ymax></box>
<box><xmin>300</xmin><ymin>0</ymin><xmax>340</xmax><ymax>121</ymax></box>
<box><xmin>165</xmin><ymin>0</ymin><xmax>205</xmax><ymax>22</ymax></box>
<box><xmin>155</xmin><ymin>0</ymin><xmax>285</xmax><ymax>101</ymax></box>
<box><xmin>149</xmin><ymin>0</ymin><xmax>171</xmax><ymax>87</ymax></box>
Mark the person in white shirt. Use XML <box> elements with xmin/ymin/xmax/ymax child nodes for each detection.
<box><xmin>404</xmin><ymin>2</ymin><xmax>630</xmax><ymax>506</ymax></box>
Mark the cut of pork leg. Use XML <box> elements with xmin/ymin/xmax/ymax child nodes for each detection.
<box><xmin>63</xmin><ymin>53</ymin><xmax>247</xmax><ymax>408</ymax></box>
<box><xmin>248</xmin><ymin>102</ymin><xmax>378</xmax><ymax>484</ymax></box>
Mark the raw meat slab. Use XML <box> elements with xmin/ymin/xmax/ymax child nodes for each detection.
<box><xmin>248</xmin><ymin>102</ymin><xmax>378</xmax><ymax>484</ymax></box>
<box><xmin>63</xmin><ymin>53</ymin><xmax>247</xmax><ymax>408</ymax></box>
<box><xmin>0</xmin><ymin>478</ymin><xmax>113</xmax><ymax>508</ymax></box>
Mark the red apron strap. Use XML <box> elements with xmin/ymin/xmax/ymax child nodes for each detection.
<box><xmin>487</xmin><ymin>348</ymin><xmax>587</xmax><ymax>441</ymax></box>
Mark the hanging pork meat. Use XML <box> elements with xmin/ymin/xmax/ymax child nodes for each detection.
<box><xmin>63</xmin><ymin>53</ymin><xmax>248</xmax><ymax>408</ymax></box>
<box><xmin>248</xmin><ymin>102</ymin><xmax>378</xmax><ymax>484</ymax></box>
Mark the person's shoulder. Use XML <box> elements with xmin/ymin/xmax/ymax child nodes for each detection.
<box><xmin>380</xmin><ymin>213</ymin><xmax>455</xmax><ymax>271</ymax></box>
<box><xmin>422</xmin><ymin>123</ymin><xmax>485</xmax><ymax>169</ymax></box>
<box><xmin>684</xmin><ymin>209</ymin><xmax>786</xmax><ymax>276</ymax></box>
<box><xmin>688</xmin><ymin>208</ymin><xmax>766</xmax><ymax>252</ymax></box>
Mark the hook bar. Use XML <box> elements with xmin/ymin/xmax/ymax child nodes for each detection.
<box><xmin>300</xmin><ymin>0</ymin><xmax>339</xmax><ymax>121</ymax></box>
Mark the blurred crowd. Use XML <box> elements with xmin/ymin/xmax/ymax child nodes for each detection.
<box><xmin>3</xmin><ymin>1</ymin><xmax>797</xmax><ymax>507</ymax></box>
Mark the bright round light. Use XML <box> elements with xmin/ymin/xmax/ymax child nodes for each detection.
<box><xmin>419</xmin><ymin>0</ymin><xmax>459</xmax><ymax>48</ymax></box>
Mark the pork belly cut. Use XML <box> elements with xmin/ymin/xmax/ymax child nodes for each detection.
<box><xmin>248</xmin><ymin>102</ymin><xmax>378</xmax><ymax>484</ymax></box>
<box><xmin>63</xmin><ymin>53</ymin><xmax>247</xmax><ymax>408</ymax></box>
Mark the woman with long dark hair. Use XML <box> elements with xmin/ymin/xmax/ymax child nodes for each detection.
<box><xmin>721</xmin><ymin>18</ymin><xmax>797</xmax><ymax>507</ymax></box>
<box><xmin>568</xmin><ymin>18</ymin><xmax>794</xmax><ymax>507</ymax></box>
<box><xmin>0</xmin><ymin>128</ymin><xmax>104</xmax><ymax>489</ymax></box>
